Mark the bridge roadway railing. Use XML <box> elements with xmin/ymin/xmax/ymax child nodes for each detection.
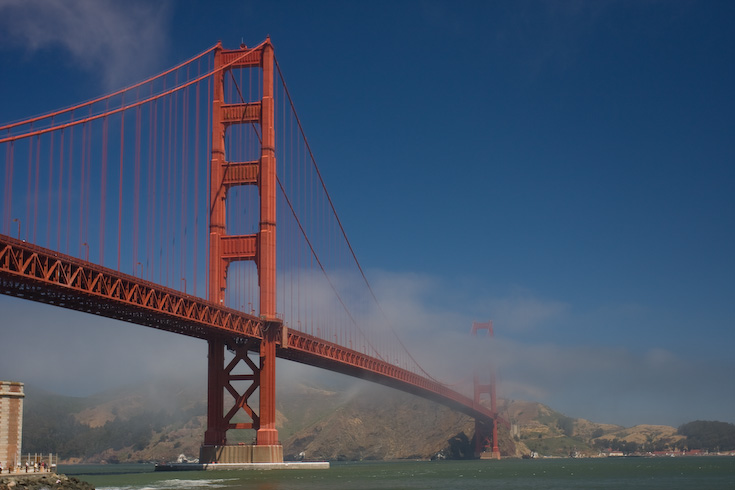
<box><xmin>278</xmin><ymin>330</ymin><xmax>495</xmax><ymax>422</ymax></box>
<box><xmin>0</xmin><ymin>234</ymin><xmax>262</xmax><ymax>340</ymax></box>
<box><xmin>0</xmin><ymin>234</ymin><xmax>495</xmax><ymax>423</ymax></box>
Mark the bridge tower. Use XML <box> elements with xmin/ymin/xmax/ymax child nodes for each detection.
<box><xmin>203</xmin><ymin>38</ymin><xmax>283</xmax><ymax>464</ymax></box>
<box><xmin>472</xmin><ymin>321</ymin><xmax>500</xmax><ymax>459</ymax></box>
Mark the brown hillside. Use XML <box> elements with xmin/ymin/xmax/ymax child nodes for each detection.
<box><xmin>284</xmin><ymin>384</ymin><xmax>481</xmax><ymax>460</ymax></box>
<box><xmin>27</xmin><ymin>379</ymin><xmax>684</xmax><ymax>463</ymax></box>
<box><xmin>600</xmin><ymin>424</ymin><xmax>684</xmax><ymax>446</ymax></box>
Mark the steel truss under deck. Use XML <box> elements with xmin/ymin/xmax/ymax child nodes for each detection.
<box><xmin>0</xmin><ymin>234</ymin><xmax>495</xmax><ymax>424</ymax></box>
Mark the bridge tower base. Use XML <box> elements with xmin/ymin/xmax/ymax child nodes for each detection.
<box><xmin>200</xmin><ymin>445</ymin><xmax>283</xmax><ymax>464</ymax></box>
<box><xmin>479</xmin><ymin>450</ymin><xmax>501</xmax><ymax>460</ymax></box>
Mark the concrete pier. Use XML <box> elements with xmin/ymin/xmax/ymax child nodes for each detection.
<box><xmin>159</xmin><ymin>444</ymin><xmax>328</xmax><ymax>471</ymax></box>
<box><xmin>199</xmin><ymin>444</ymin><xmax>284</xmax><ymax>464</ymax></box>
<box><xmin>156</xmin><ymin>461</ymin><xmax>329</xmax><ymax>471</ymax></box>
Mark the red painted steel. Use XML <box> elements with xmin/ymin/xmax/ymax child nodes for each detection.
<box><xmin>0</xmin><ymin>235</ymin><xmax>495</xmax><ymax>423</ymax></box>
<box><xmin>256</xmin><ymin>39</ymin><xmax>279</xmax><ymax>447</ymax></box>
<box><xmin>205</xmin><ymin>338</ymin><xmax>227</xmax><ymax>445</ymax></box>
<box><xmin>222</xmin><ymin>161</ymin><xmax>259</xmax><ymax>186</ymax></box>
<box><xmin>280</xmin><ymin>329</ymin><xmax>495</xmax><ymax>421</ymax></box>
<box><xmin>0</xmin><ymin>235</ymin><xmax>262</xmax><ymax>339</ymax></box>
<box><xmin>472</xmin><ymin>321</ymin><xmax>500</xmax><ymax>457</ymax></box>
<box><xmin>206</xmin><ymin>42</ymin><xmax>229</xmax><ymax>447</ymax></box>
<box><xmin>206</xmin><ymin>39</ymin><xmax>280</xmax><ymax>448</ymax></box>
<box><xmin>221</xmin><ymin>103</ymin><xmax>261</xmax><ymax>124</ymax></box>
<box><xmin>0</xmin><ymin>38</ymin><xmax>501</xmax><ymax>459</ymax></box>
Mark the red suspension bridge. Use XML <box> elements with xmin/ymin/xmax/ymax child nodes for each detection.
<box><xmin>0</xmin><ymin>39</ymin><xmax>499</xmax><ymax>463</ymax></box>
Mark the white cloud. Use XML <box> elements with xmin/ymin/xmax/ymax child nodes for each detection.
<box><xmin>0</xmin><ymin>0</ymin><xmax>171</xmax><ymax>90</ymax></box>
<box><xmin>483</xmin><ymin>294</ymin><xmax>568</xmax><ymax>332</ymax></box>
<box><xmin>0</xmin><ymin>296</ymin><xmax>204</xmax><ymax>396</ymax></box>
<box><xmin>362</xmin><ymin>270</ymin><xmax>735</xmax><ymax>427</ymax></box>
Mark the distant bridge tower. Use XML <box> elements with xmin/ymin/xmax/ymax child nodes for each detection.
<box><xmin>472</xmin><ymin>321</ymin><xmax>500</xmax><ymax>459</ymax></box>
<box><xmin>203</xmin><ymin>38</ymin><xmax>283</xmax><ymax>464</ymax></box>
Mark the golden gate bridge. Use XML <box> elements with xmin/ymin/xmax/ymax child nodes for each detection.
<box><xmin>0</xmin><ymin>39</ymin><xmax>499</xmax><ymax>463</ymax></box>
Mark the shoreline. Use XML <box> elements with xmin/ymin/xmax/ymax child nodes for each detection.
<box><xmin>0</xmin><ymin>473</ymin><xmax>94</xmax><ymax>490</ymax></box>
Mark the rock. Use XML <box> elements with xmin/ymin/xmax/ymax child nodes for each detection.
<box><xmin>0</xmin><ymin>473</ymin><xmax>94</xmax><ymax>490</ymax></box>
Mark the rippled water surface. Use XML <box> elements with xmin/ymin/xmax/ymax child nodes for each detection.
<box><xmin>61</xmin><ymin>457</ymin><xmax>735</xmax><ymax>490</ymax></box>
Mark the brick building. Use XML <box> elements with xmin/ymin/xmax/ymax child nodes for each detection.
<box><xmin>0</xmin><ymin>381</ymin><xmax>24</xmax><ymax>470</ymax></box>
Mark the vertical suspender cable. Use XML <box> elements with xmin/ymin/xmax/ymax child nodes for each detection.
<box><xmin>167</xmin><ymin>86</ymin><xmax>174</xmax><ymax>286</ymax></box>
<box><xmin>65</xmin><ymin>126</ymin><xmax>73</xmax><ymax>254</ymax></box>
<box><xmin>181</xmin><ymin>74</ymin><xmax>189</xmax><ymax>293</ymax></box>
<box><xmin>150</xmin><ymin>95</ymin><xmax>157</xmax><ymax>280</ymax></box>
<box><xmin>79</xmin><ymin>122</ymin><xmax>86</xmax><ymax>258</ymax></box>
<box><xmin>47</xmin><ymin>128</ymin><xmax>54</xmax><ymax>246</ymax></box>
<box><xmin>194</xmin><ymin>73</ymin><xmax>201</xmax><ymax>297</ymax></box>
<box><xmin>134</xmin><ymin>104</ymin><xmax>142</xmax><ymax>277</ymax></box>
<box><xmin>147</xmin><ymin>94</ymin><xmax>154</xmax><ymax>280</ymax></box>
<box><xmin>100</xmin><ymin>114</ymin><xmax>109</xmax><ymax>265</ymax></box>
<box><xmin>85</xmin><ymin>118</ymin><xmax>92</xmax><ymax>257</ymax></box>
<box><xmin>57</xmin><ymin>129</ymin><xmax>64</xmax><ymax>251</ymax></box>
<box><xmin>3</xmin><ymin>142</ymin><xmax>14</xmax><ymax>235</ymax></box>
<box><xmin>172</xmin><ymin>73</ymin><xmax>179</xmax><ymax>287</ymax></box>
<box><xmin>25</xmin><ymin>135</ymin><xmax>32</xmax><ymax>241</ymax></box>
<box><xmin>33</xmin><ymin>135</ymin><xmax>40</xmax><ymax>243</ymax></box>
<box><xmin>117</xmin><ymin>98</ymin><xmax>125</xmax><ymax>271</ymax></box>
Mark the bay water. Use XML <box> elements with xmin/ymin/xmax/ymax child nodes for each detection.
<box><xmin>61</xmin><ymin>457</ymin><xmax>735</xmax><ymax>490</ymax></box>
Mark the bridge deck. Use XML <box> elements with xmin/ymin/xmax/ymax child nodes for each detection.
<box><xmin>0</xmin><ymin>234</ymin><xmax>495</xmax><ymax>423</ymax></box>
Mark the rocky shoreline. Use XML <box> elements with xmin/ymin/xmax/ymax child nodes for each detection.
<box><xmin>0</xmin><ymin>473</ymin><xmax>94</xmax><ymax>490</ymax></box>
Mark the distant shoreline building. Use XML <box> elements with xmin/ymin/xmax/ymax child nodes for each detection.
<box><xmin>0</xmin><ymin>381</ymin><xmax>24</xmax><ymax>469</ymax></box>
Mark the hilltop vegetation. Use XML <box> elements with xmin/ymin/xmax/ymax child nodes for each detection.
<box><xmin>677</xmin><ymin>420</ymin><xmax>735</xmax><ymax>451</ymax></box>
<box><xmin>20</xmin><ymin>381</ymin><xmax>733</xmax><ymax>463</ymax></box>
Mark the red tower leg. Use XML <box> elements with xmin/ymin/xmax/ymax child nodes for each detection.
<box><xmin>203</xmin><ymin>38</ymin><xmax>282</xmax><ymax>464</ymax></box>
<box><xmin>204</xmin><ymin>337</ymin><xmax>227</xmax><ymax>446</ymax></box>
<box><xmin>256</xmin><ymin>40</ymin><xmax>279</xmax><ymax>449</ymax></box>
<box><xmin>472</xmin><ymin>321</ymin><xmax>501</xmax><ymax>459</ymax></box>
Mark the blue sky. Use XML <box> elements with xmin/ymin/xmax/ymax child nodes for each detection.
<box><xmin>0</xmin><ymin>0</ymin><xmax>733</xmax><ymax>428</ymax></box>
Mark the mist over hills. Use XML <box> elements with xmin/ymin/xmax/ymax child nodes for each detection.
<box><xmin>19</xmin><ymin>379</ymin><xmax>734</xmax><ymax>463</ymax></box>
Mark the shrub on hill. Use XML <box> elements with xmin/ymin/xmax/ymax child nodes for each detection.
<box><xmin>677</xmin><ymin>420</ymin><xmax>735</xmax><ymax>451</ymax></box>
